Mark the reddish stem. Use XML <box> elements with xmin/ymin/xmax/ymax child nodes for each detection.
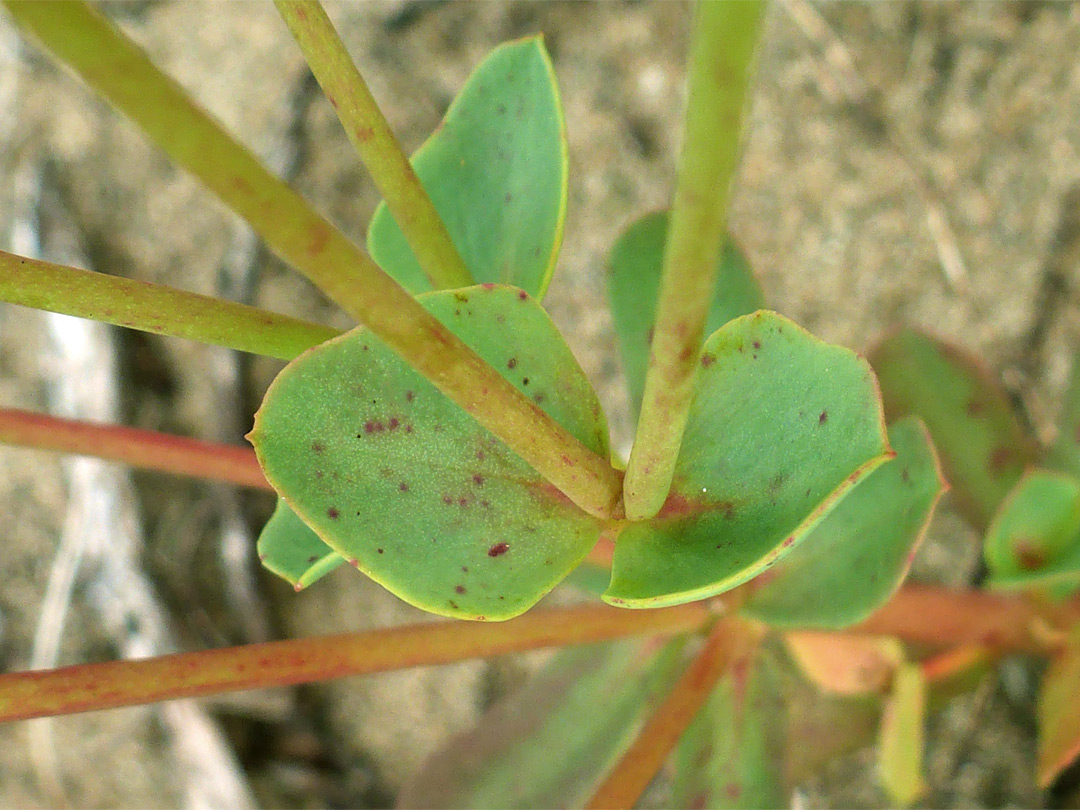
<box><xmin>585</xmin><ymin>618</ymin><xmax>763</xmax><ymax>810</ymax></box>
<box><xmin>0</xmin><ymin>407</ymin><xmax>270</xmax><ymax>491</ymax></box>
<box><xmin>0</xmin><ymin>601</ymin><xmax>711</xmax><ymax>723</ymax></box>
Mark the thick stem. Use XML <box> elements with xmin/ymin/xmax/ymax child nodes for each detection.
<box><xmin>0</xmin><ymin>602</ymin><xmax>711</xmax><ymax>723</ymax></box>
<box><xmin>0</xmin><ymin>250</ymin><xmax>339</xmax><ymax>360</ymax></box>
<box><xmin>0</xmin><ymin>408</ymin><xmax>272</xmax><ymax>491</ymax></box>
<box><xmin>4</xmin><ymin>1</ymin><xmax>622</xmax><ymax>518</ymax></box>
<box><xmin>275</xmin><ymin>0</ymin><xmax>473</xmax><ymax>291</ymax></box>
<box><xmin>622</xmin><ymin>1</ymin><xmax>766</xmax><ymax>520</ymax></box>
<box><xmin>585</xmin><ymin>618</ymin><xmax>764</xmax><ymax>810</ymax></box>
<box><xmin>852</xmin><ymin>583</ymin><xmax>1076</xmax><ymax>655</ymax></box>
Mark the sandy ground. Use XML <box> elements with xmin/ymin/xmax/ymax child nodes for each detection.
<box><xmin>2</xmin><ymin>1</ymin><xmax>1080</xmax><ymax>807</ymax></box>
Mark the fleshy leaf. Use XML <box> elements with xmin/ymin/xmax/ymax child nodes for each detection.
<box><xmin>367</xmin><ymin>37</ymin><xmax>567</xmax><ymax>298</ymax></box>
<box><xmin>742</xmin><ymin>417</ymin><xmax>946</xmax><ymax>628</ymax></box>
<box><xmin>1048</xmin><ymin>356</ymin><xmax>1080</xmax><ymax>479</ymax></box>
<box><xmin>397</xmin><ymin>639</ymin><xmax>685</xmax><ymax>809</ymax></box>
<box><xmin>869</xmin><ymin>328</ymin><xmax>1037</xmax><ymax>530</ymax></box>
<box><xmin>250</xmin><ymin>285</ymin><xmax>608</xmax><ymax>620</ymax></box>
<box><xmin>257</xmin><ymin>498</ymin><xmax>344</xmax><ymax>590</ymax></box>
<box><xmin>878</xmin><ymin>662</ymin><xmax>928</xmax><ymax>806</ymax></box>
<box><xmin>1037</xmin><ymin>624</ymin><xmax>1080</xmax><ymax>787</ymax></box>
<box><xmin>983</xmin><ymin>468</ymin><xmax>1080</xmax><ymax>599</ymax></box>
<box><xmin>608</xmin><ymin>211</ymin><xmax>765</xmax><ymax>422</ymax></box>
<box><xmin>605</xmin><ymin>311</ymin><xmax>891</xmax><ymax>608</ymax></box>
<box><xmin>670</xmin><ymin>645</ymin><xmax>784</xmax><ymax>810</ymax></box>
<box><xmin>781</xmin><ymin>632</ymin><xmax>904</xmax><ymax>696</ymax></box>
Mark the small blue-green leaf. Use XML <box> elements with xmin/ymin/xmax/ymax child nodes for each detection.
<box><xmin>742</xmin><ymin>418</ymin><xmax>946</xmax><ymax>629</ymax></box>
<box><xmin>257</xmin><ymin>498</ymin><xmax>344</xmax><ymax>590</ymax></box>
<box><xmin>367</xmin><ymin>37</ymin><xmax>567</xmax><ymax>298</ymax></box>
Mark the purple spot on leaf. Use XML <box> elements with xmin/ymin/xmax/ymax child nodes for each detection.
<box><xmin>488</xmin><ymin>542</ymin><xmax>510</xmax><ymax>557</ymax></box>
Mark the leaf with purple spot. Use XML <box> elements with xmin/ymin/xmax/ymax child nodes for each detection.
<box><xmin>250</xmin><ymin>285</ymin><xmax>608</xmax><ymax>621</ymax></box>
<box><xmin>605</xmin><ymin>311</ymin><xmax>891</xmax><ymax>608</ymax></box>
<box><xmin>983</xmin><ymin>468</ymin><xmax>1080</xmax><ymax>600</ymax></box>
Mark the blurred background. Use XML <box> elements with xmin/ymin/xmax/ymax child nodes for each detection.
<box><xmin>1</xmin><ymin>2</ymin><xmax>1079</xmax><ymax>806</ymax></box>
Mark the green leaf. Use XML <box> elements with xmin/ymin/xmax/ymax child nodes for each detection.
<box><xmin>742</xmin><ymin>417</ymin><xmax>947</xmax><ymax>628</ymax></box>
<box><xmin>605</xmin><ymin>311</ymin><xmax>891</xmax><ymax>608</ymax></box>
<box><xmin>367</xmin><ymin>37</ymin><xmax>567</xmax><ymax>298</ymax></box>
<box><xmin>397</xmin><ymin>639</ymin><xmax>686</xmax><ymax>809</ymax></box>
<box><xmin>608</xmin><ymin>211</ymin><xmax>765</xmax><ymax>422</ymax></box>
<box><xmin>1037</xmin><ymin>624</ymin><xmax>1080</xmax><ymax>787</ymax></box>
<box><xmin>878</xmin><ymin>662</ymin><xmax>928</xmax><ymax>807</ymax></box>
<box><xmin>671</xmin><ymin>646</ymin><xmax>785</xmax><ymax>810</ymax></box>
<box><xmin>869</xmin><ymin>328</ymin><xmax>1038</xmax><ymax>530</ymax></box>
<box><xmin>257</xmin><ymin>498</ymin><xmax>343</xmax><ymax>590</ymax></box>
<box><xmin>250</xmin><ymin>285</ymin><xmax>608</xmax><ymax>621</ymax></box>
<box><xmin>983</xmin><ymin>468</ymin><xmax>1080</xmax><ymax>599</ymax></box>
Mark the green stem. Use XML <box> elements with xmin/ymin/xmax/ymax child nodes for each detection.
<box><xmin>0</xmin><ymin>408</ymin><xmax>272</xmax><ymax>490</ymax></box>
<box><xmin>5</xmin><ymin>0</ymin><xmax>621</xmax><ymax>518</ymax></box>
<box><xmin>275</xmin><ymin>0</ymin><xmax>473</xmax><ymax>291</ymax></box>
<box><xmin>623</xmin><ymin>1</ymin><xmax>766</xmax><ymax>520</ymax></box>
<box><xmin>0</xmin><ymin>601</ymin><xmax>711</xmax><ymax>723</ymax></box>
<box><xmin>0</xmin><ymin>250</ymin><xmax>339</xmax><ymax>360</ymax></box>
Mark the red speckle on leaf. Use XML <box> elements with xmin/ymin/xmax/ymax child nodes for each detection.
<box><xmin>507</xmin><ymin>357</ymin><xmax>518</xmax><ymax>369</ymax></box>
<box><xmin>348</xmin><ymin>558</ymin><xmax>359</xmax><ymax>568</ymax></box>
<box><xmin>327</xmin><ymin>507</ymin><xmax>339</xmax><ymax>519</ymax></box>
<box><xmin>442</xmin><ymin>494</ymin><xmax>453</xmax><ymax>505</ymax></box>
<box><xmin>989</xmin><ymin>446</ymin><xmax>1014</xmax><ymax>472</ymax></box>
<box><xmin>518</xmin><ymin>290</ymin><xmax>528</xmax><ymax>301</ymax></box>
<box><xmin>481</xmin><ymin>282</ymin><xmax>496</xmax><ymax>290</ymax></box>
<box><xmin>364</xmin><ymin>421</ymin><xmax>377</xmax><ymax>434</ymax></box>
<box><xmin>488</xmin><ymin>542</ymin><xmax>510</xmax><ymax>557</ymax></box>
<box><xmin>473</xmin><ymin>474</ymin><xmax>485</xmax><ymax>486</ymax></box>
<box><xmin>449</xmin><ymin>600</ymin><xmax>459</xmax><ymax>610</ymax></box>
<box><xmin>311</xmin><ymin>441</ymin><xmax>324</xmax><ymax>454</ymax></box>
<box><xmin>819</xmin><ymin>410</ymin><xmax>828</xmax><ymax>425</ymax></box>
<box><xmin>1016</xmin><ymin>540</ymin><xmax>1046</xmax><ymax>571</ymax></box>
<box><xmin>534</xmin><ymin>393</ymin><xmax>545</xmax><ymax>404</ymax></box>
<box><xmin>752</xmin><ymin>341</ymin><xmax>761</xmax><ymax>350</ymax></box>
<box><xmin>725</xmin><ymin>783</ymin><xmax>742</xmax><ymax>801</ymax></box>
<box><xmin>354</xmin><ymin>126</ymin><xmax>375</xmax><ymax>142</ymax></box>
<box><xmin>294</xmin><ymin>583</ymin><xmax>304</xmax><ymax>592</ymax></box>
<box><xmin>377</xmin><ymin>548</ymin><xmax>384</xmax><ymax>554</ymax></box>
<box><xmin>455</xmin><ymin>585</ymin><xmax>466</xmax><ymax>594</ymax></box>
<box><xmin>701</xmin><ymin>353</ymin><xmax>716</xmax><ymax>367</ymax></box>
<box><xmin>476</xmin><ymin>450</ymin><xmax>486</xmax><ymax>461</ymax></box>
<box><xmin>459</xmin><ymin>497</ymin><xmax>470</xmax><ymax>508</ymax></box>
<box><xmin>399</xmin><ymin>482</ymin><xmax>409</xmax><ymax>492</ymax></box>
<box><xmin>480</xmin><ymin>500</ymin><xmax>492</xmax><ymax>509</ymax></box>
<box><xmin>561</xmin><ymin>454</ymin><xmax>573</xmax><ymax>465</ymax></box>
<box><xmin>405</xmin><ymin>425</ymin><xmax>413</xmax><ymax>433</ymax></box>
<box><xmin>782</xmin><ymin>535</ymin><xmax>794</xmax><ymax>548</ymax></box>
<box><xmin>405</xmin><ymin>390</ymin><xmax>415</xmax><ymax>402</ymax></box>
<box><xmin>388</xmin><ymin>417</ymin><xmax>400</xmax><ymax>430</ymax></box>
<box><xmin>461</xmin><ymin>566</ymin><xmax>469</xmax><ymax>573</ymax></box>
